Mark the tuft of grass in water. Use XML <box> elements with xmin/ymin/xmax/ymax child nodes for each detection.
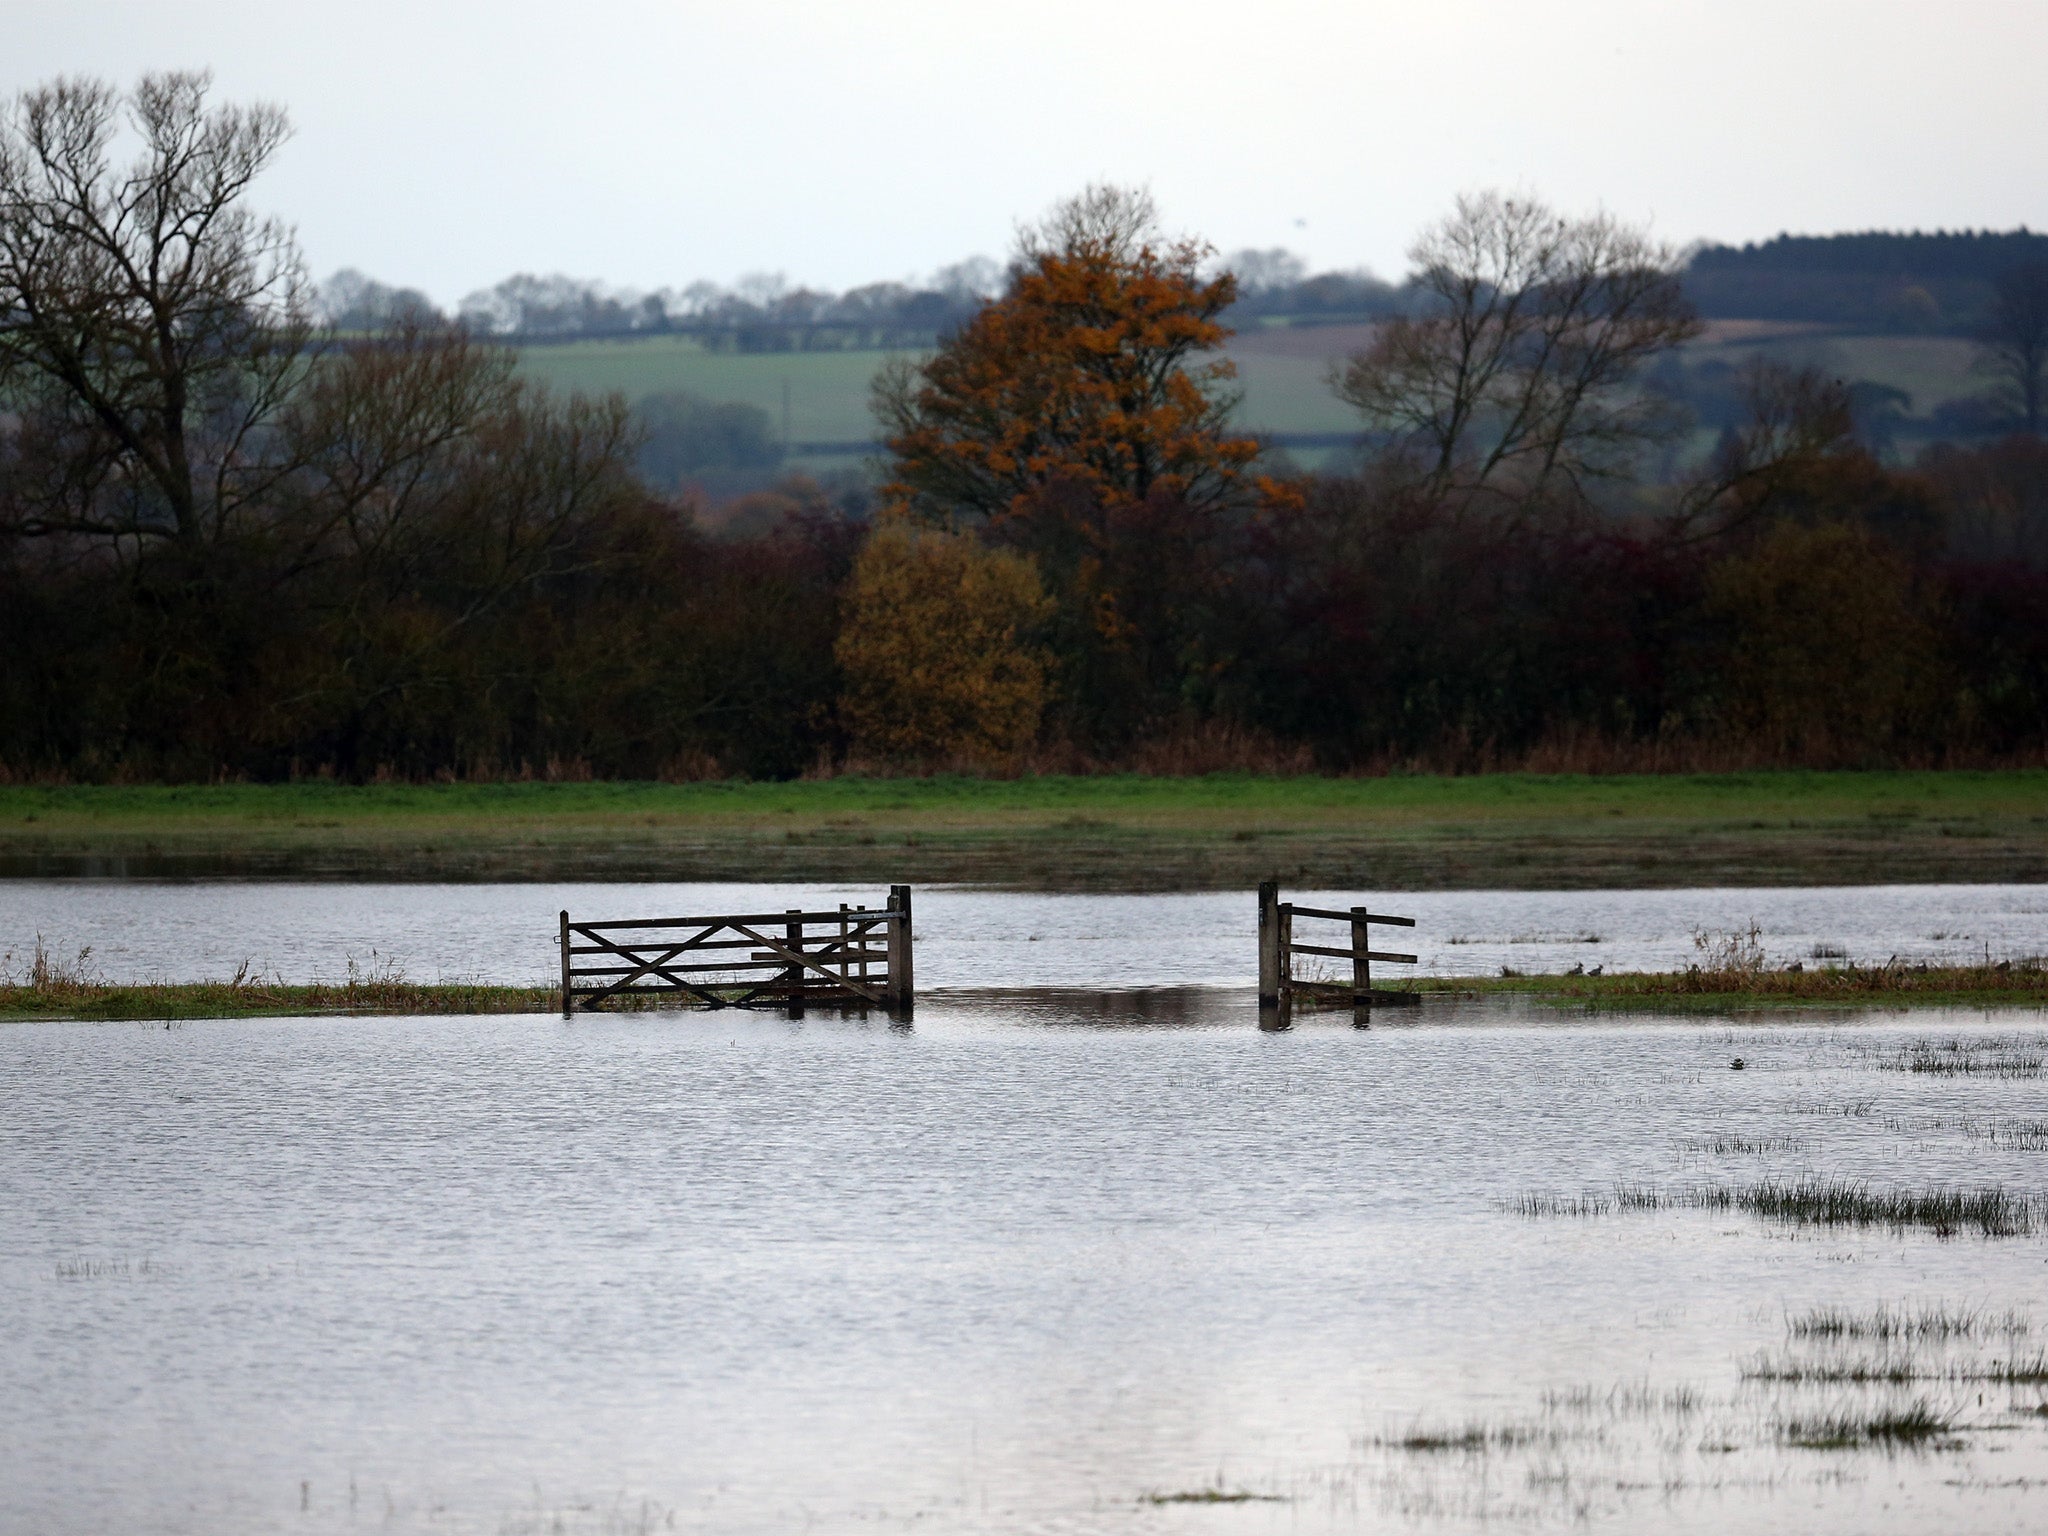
<box><xmin>1789</xmin><ymin>1097</ymin><xmax>1878</xmax><ymax>1118</ymax></box>
<box><xmin>1504</xmin><ymin>1186</ymin><xmax>1662</xmax><ymax>1219</ymax></box>
<box><xmin>1506</xmin><ymin>1192</ymin><xmax>1615</xmax><ymax>1218</ymax></box>
<box><xmin>1744</xmin><ymin>1351</ymin><xmax>1929</xmax><ymax>1383</ymax></box>
<box><xmin>1678</xmin><ymin>1134</ymin><xmax>1807</xmax><ymax>1155</ymax></box>
<box><xmin>1141</xmin><ymin>1487</ymin><xmax>1287</xmax><ymax>1505</ymax></box>
<box><xmin>1717</xmin><ymin>1179</ymin><xmax>2035</xmax><ymax>1238</ymax></box>
<box><xmin>53</xmin><ymin>1257</ymin><xmax>177</xmax><ymax>1281</ymax></box>
<box><xmin>1</xmin><ymin>934</ymin><xmax>103</xmax><ymax>994</ymax></box>
<box><xmin>1397</xmin><ymin>1427</ymin><xmax>1492</xmax><ymax>1453</ymax></box>
<box><xmin>1692</xmin><ymin>919</ymin><xmax>1770</xmax><ymax>976</ymax></box>
<box><xmin>1779</xmin><ymin>1401</ymin><xmax>1957</xmax><ymax>1449</ymax></box>
<box><xmin>1506</xmin><ymin>1179</ymin><xmax>2037</xmax><ymax>1237</ymax></box>
<box><xmin>1749</xmin><ymin>1352</ymin><xmax>2048</xmax><ymax>1384</ymax></box>
<box><xmin>1869</xmin><ymin>1036</ymin><xmax>2045</xmax><ymax>1078</ymax></box>
<box><xmin>1790</xmin><ymin>1304</ymin><xmax>2029</xmax><ymax>1342</ymax></box>
<box><xmin>1540</xmin><ymin>1381</ymin><xmax>1699</xmax><ymax>1417</ymax></box>
<box><xmin>1391</xmin><ymin>1420</ymin><xmax>1549</xmax><ymax>1453</ymax></box>
<box><xmin>1974</xmin><ymin>1353</ymin><xmax>2048</xmax><ymax>1384</ymax></box>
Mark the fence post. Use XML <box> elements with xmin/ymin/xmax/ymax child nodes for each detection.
<box><xmin>1257</xmin><ymin>880</ymin><xmax>1281</xmax><ymax>1006</ymax></box>
<box><xmin>785</xmin><ymin>909</ymin><xmax>805</xmax><ymax>1017</ymax></box>
<box><xmin>887</xmin><ymin>883</ymin><xmax>914</xmax><ymax>1017</ymax></box>
<box><xmin>1351</xmin><ymin>904</ymin><xmax>1373</xmax><ymax>1027</ymax></box>
<box><xmin>559</xmin><ymin>910</ymin><xmax>572</xmax><ymax>1018</ymax></box>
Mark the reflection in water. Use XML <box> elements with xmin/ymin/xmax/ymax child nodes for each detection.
<box><xmin>2</xmin><ymin>995</ymin><xmax>2045</xmax><ymax>1534</ymax></box>
<box><xmin>939</xmin><ymin>984</ymin><xmax>1249</xmax><ymax>1029</ymax></box>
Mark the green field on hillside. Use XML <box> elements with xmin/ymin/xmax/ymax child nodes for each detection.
<box><xmin>514</xmin><ymin>326</ymin><xmax>1984</xmax><ymax>457</ymax></box>
<box><xmin>515</xmin><ymin>337</ymin><xmax>904</xmax><ymax>443</ymax></box>
<box><xmin>512</xmin><ymin>336</ymin><xmax>1362</xmax><ymax>447</ymax></box>
<box><xmin>4</xmin><ymin>770</ymin><xmax>2042</xmax><ymax>890</ymax></box>
<box><xmin>1688</xmin><ymin>329</ymin><xmax>1981</xmax><ymax>414</ymax></box>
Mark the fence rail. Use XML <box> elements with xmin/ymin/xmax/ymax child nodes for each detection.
<box><xmin>1257</xmin><ymin>880</ymin><xmax>1418</xmax><ymax>1016</ymax></box>
<box><xmin>560</xmin><ymin>884</ymin><xmax>913</xmax><ymax>1016</ymax></box>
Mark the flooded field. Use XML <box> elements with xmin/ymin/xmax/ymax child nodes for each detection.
<box><xmin>3</xmin><ymin>993</ymin><xmax>2046</xmax><ymax>1534</ymax></box>
<box><xmin>3</xmin><ymin>880</ymin><xmax>2047</xmax><ymax>990</ymax></box>
<box><xmin>4</xmin><ymin>883</ymin><xmax>2047</xmax><ymax>1531</ymax></box>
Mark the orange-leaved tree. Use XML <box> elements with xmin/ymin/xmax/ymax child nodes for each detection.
<box><xmin>873</xmin><ymin>184</ymin><xmax>1261</xmax><ymax>528</ymax></box>
<box><xmin>871</xmin><ymin>186</ymin><xmax>1282</xmax><ymax>746</ymax></box>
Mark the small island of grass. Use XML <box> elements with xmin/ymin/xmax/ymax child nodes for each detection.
<box><xmin>6</xmin><ymin>951</ymin><xmax>2043</xmax><ymax>1023</ymax></box>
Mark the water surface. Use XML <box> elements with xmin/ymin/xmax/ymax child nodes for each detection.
<box><xmin>4</xmin><ymin>995</ymin><xmax>2047</xmax><ymax>1534</ymax></box>
<box><xmin>4</xmin><ymin>880</ymin><xmax>2045</xmax><ymax>988</ymax></box>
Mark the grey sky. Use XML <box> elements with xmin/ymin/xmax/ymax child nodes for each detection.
<box><xmin>9</xmin><ymin>0</ymin><xmax>2045</xmax><ymax>304</ymax></box>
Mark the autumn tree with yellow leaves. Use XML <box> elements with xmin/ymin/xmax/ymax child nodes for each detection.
<box><xmin>835</xmin><ymin>517</ymin><xmax>1053</xmax><ymax>766</ymax></box>
<box><xmin>1703</xmin><ymin>520</ymin><xmax>1942</xmax><ymax>762</ymax></box>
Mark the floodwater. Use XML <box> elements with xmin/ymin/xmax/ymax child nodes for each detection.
<box><xmin>4</xmin><ymin>995</ymin><xmax>2048</xmax><ymax>1534</ymax></box>
<box><xmin>2</xmin><ymin>880</ymin><xmax>2046</xmax><ymax>989</ymax></box>
<box><xmin>4</xmin><ymin>882</ymin><xmax>2048</xmax><ymax>1533</ymax></box>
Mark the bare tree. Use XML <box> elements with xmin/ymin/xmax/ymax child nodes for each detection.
<box><xmin>0</xmin><ymin>71</ymin><xmax>309</xmax><ymax>549</ymax></box>
<box><xmin>316</xmin><ymin>268</ymin><xmax>444</xmax><ymax>331</ymax></box>
<box><xmin>1332</xmin><ymin>192</ymin><xmax>1700</xmax><ymax>502</ymax></box>
<box><xmin>269</xmin><ymin>321</ymin><xmax>640</xmax><ymax>743</ymax></box>
<box><xmin>1667</xmin><ymin>359</ymin><xmax>1855</xmax><ymax>541</ymax></box>
<box><xmin>1220</xmin><ymin>247</ymin><xmax>1308</xmax><ymax>294</ymax></box>
<box><xmin>1975</xmin><ymin>262</ymin><xmax>2048</xmax><ymax>434</ymax></box>
<box><xmin>1013</xmin><ymin>182</ymin><xmax>1161</xmax><ymax>267</ymax></box>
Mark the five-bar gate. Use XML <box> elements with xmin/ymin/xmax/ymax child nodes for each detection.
<box><xmin>560</xmin><ymin>884</ymin><xmax>913</xmax><ymax>1017</ymax></box>
<box><xmin>560</xmin><ymin>882</ymin><xmax>1422</xmax><ymax>1026</ymax></box>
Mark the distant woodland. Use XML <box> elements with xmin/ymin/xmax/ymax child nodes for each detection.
<box><xmin>3</xmin><ymin>74</ymin><xmax>2047</xmax><ymax>783</ymax></box>
<box><xmin>327</xmin><ymin>229</ymin><xmax>2048</xmax><ymax>349</ymax></box>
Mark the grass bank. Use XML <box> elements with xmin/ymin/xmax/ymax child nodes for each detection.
<box><xmin>2</xmin><ymin>770</ymin><xmax>2045</xmax><ymax>889</ymax></box>
<box><xmin>1413</xmin><ymin>960</ymin><xmax>2048</xmax><ymax>1011</ymax></box>
<box><xmin>0</xmin><ymin>976</ymin><xmax>555</xmax><ymax>1021</ymax></box>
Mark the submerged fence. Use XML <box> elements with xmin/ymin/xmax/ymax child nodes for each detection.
<box><xmin>1257</xmin><ymin>880</ymin><xmax>1417</xmax><ymax>1012</ymax></box>
<box><xmin>559</xmin><ymin>881</ymin><xmax>1417</xmax><ymax>1024</ymax></box>
<box><xmin>560</xmin><ymin>885</ymin><xmax>913</xmax><ymax>1017</ymax></box>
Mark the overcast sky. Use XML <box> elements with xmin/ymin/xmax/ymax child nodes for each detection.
<box><xmin>8</xmin><ymin>0</ymin><xmax>2045</xmax><ymax>305</ymax></box>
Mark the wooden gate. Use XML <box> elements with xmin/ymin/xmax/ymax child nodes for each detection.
<box><xmin>560</xmin><ymin>884</ymin><xmax>913</xmax><ymax>1017</ymax></box>
<box><xmin>1257</xmin><ymin>880</ymin><xmax>1418</xmax><ymax>1010</ymax></box>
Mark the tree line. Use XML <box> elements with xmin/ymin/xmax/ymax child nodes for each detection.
<box><xmin>1687</xmin><ymin>229</ymin><xmax>2048</xmax><ymax>333</ymax></box>
<box><xmin>323</xmin><ymin>252</ymin><xmax>1410</xmax><ymax>353</ymax></box>
<box><xmin>334</xmin><ymin>232</ymin><xmax>2048</xmax><ymax>351</ymax></box>
<box><xmin>2</xmin><ymin>74</ymin><xmax>2045</xmax><ymax>783</ymax></box>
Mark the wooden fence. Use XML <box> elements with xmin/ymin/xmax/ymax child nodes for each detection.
<box><xmin>1257</xmin><ymin>880</ymin><xmax>1417</xmax><ymax>1012</ymax></box>
<box><xmin>560</xmin><ymin>884</ymin><xmax>913</xmax><ymax>1017</ymax></box>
